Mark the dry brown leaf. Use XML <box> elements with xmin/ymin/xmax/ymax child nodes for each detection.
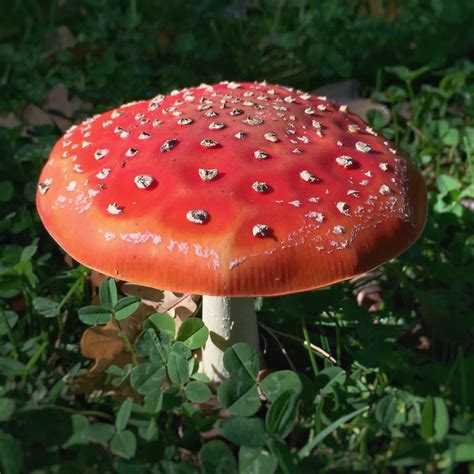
<box><xmin>89</xmin><ymin>270</ymin><xmax>109</xmax><ymax>293</ymax></box>
<box><xmin>22</xmin><ymin>84</ymin><xmax>90</xmax><ymax>132</ymax></box>
<box><xmin>80</xmin><ymin>310</ymin><xmax>148</xmax><ymax>372</ymax></box>
<box><xmin>349</xmin><ymin>270</ymin><xmax>384</xmax><ymax>312</ymax></box>
<box><xmin>461</xmin><ymin>198</ymin><xmax>474</xmax><ymax>212</ymax></box>
<box><xmin>0</xmin><ymin>112</ymin><xmax>21</xmax><ymax>129</ymax></box>
<box><xmin>313</xmin><ymin>79</ymin><xmax>391</xmax><ymax>126</ymax></box>
<box><xmin>122</xmin><ymin>283</ymin><xmax>198</xmax><ymax>323</ymax></box>
<box><xmin>364</xmin><ymin>0</ymin><xmax>400</xmax><ymax>21</ymax></box>
<box><xmin>75</xmin><ymin>280</ymin><xmax>197</xmax><ymax>396</ymax></box>
<box><xmin>73</xmin><ymin>302</ymin><xmax>154</xmax><ymax>397</ymax></box>
<box><xmin>43</xmin><ymin>25</ymin><xmax>75</xmax><ymax>59</ymax></box>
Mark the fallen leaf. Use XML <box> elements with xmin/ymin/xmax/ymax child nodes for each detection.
<box><xmin>122</xmin><ymin>283</ymin><xmax>198</xmax><ymax>323</ymax></box>
<box><xmin>75</xmin><ymin>282</ymin><xmax>197</xmax><ymax>396</ymax></box>
<box><xmin>89</xmin><ymin>270</ymin><xmax>109</xmax><ymax>293</ymax></box>
<box><xmin>362</xmin><ymin>0</ymin><xmax>400</xmax><ymax>21</ymax></box>
<box><xmin>398</xmin><ymin>324</ymin><xmax>431</xmax><ymax>351</ymax></box>
<box><xmin>22</xmin><ymin>84</ymin><xmax>90</xmax><ymax>133</ymax></box>
<box><xmin>43</xmin><ymin>25</ymin><xmax>75</xmax><ymax>60</ymax></box>
<box><xmin>73</xmin><ymin>302</ymin><xmax>153</xmax><ymax>397</ymax></box>
<box><xmin>349</xmin><ymin>270</ymin><xmax>384</xmax><ymax>312</ymax></box>
<box><xmin>460</xmin><ymin>198</ymin><xmax>474</xmax><ymax>212</ymax></box>
<box><xmin>313</xmin><ymin>79</ymin><xmax>391</xmax><ymax>126</ymax></box>
<box><xmin>0</xmin><ymin>112</ymin><xmax>21</xmax><ymax>129</ymax></box>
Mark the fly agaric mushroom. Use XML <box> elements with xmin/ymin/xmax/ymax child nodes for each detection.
<box><xmin>36</xmin><ymin>81</ymin><xmax>427</xmax><ymax>381</ymax></box>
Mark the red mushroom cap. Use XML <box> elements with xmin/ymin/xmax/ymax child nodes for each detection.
<box><xmin>36</xmin><ymin>81</ymin><xmax>427</xmax><ymax>296</ymax></box>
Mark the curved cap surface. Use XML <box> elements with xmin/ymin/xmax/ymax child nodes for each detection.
<box><xmin>37</xmin><ymin>81</ymin><xmax>427</xmax><ymax>296</ymax></box>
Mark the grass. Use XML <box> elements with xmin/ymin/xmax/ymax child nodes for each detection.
<box><xmin>1</xmin><ymin>1</ymin><xmax>473</xmax><ymax>472</ymax></box>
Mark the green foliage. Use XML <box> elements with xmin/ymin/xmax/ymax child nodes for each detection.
<box><xmin>1</xmin><ymin>1</ymin><xmax>474</xmax><ymax>472</ymax></box>
<box><xmin>78</xmin><ymin>280</ymin><xmax>140</xmax><ymax>325</ymax></box>
<box><xmin>199</xmin><ymin>440</ymin><xmax>237</xmax><ymax>474</ymax></box>
<box><xmin>220</xmin><ymin>417</ymin><xmax>267</xmax><ymax>447</ymax></box>
<box><xmin>260</xmin><ymin>370</ymin><xmax>303</xmax><ymax>401</ymax></box>
<box><xmin>265</xmin><ymin>391</ymin><xmax>299</xmax><ymax>440</ymax></box>
<box><xmin>184</xmin><ymin>381</ymin><xmax>212</xmax><ymax>403</ymax></box>
<box><xmin>239</xmin><ymin>446</ymin><xmax>277</xmax><ymax>474</ymax></box>
<box><xmin>176</xmin><ymin>317</ymin><xmax>209</xmax><ymax>349</ymax></box>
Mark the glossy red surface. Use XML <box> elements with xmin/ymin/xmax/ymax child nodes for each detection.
<box><xmin>37</xmin><ymin>82</ymin><xmax>427</xmax><ymax>295</ymax></box>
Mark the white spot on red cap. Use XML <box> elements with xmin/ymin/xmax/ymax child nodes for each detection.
<box><xmin>336</xmin><ymin>156</ymin><xmax>354</xmax><ymax>168</ymax></box>
<box><xmin>125</xmin><ymin>147</ymin><xmax>138</xmax><ymax>157</ymax></box>
<box><xmin>355</xmin><ymin>141</ymin><xmax>371</xmax><ymax>153</ymax></box>
<box><xmin>252</xmin><ymin>224</ymin><xmax>269</xmax><ymax>237</ymax></box>
<box><xmin>200</xmin><ymin>139</ymin><xmax>219</xmax><ymax>148</ymax></box>
<box><xmin>209</xmin><ymin>122</ymin><xmax>225</xmax><ymax>130</ymax></box>
<box><xmin>177</xmin><ymin>117</ymin><xmax>193</xmax><ymax>125</ymax></box>
<box><xmin>254</xmin><ymin>150</ymin><xmax>269</xmax><ymax>160</ymax></box>
<box><xmin>227</xmin><ymin>81</ymin><xmax>241</xmax><ymax>89</ymax></box>
<box><xmin>38</xmin><ymin>178</ymin><xmax>52</xmax><ymax>195</ymax></box>
<box><xmin>336</xmin><ymin>202</ymin><xmax>350</xmax><ymax>216</ymax></box>
<box><xmin>107</xmin><ymin>203</ymin><xmax>123</xmax><ymax>215</ymax></box>
<box><xmin>96</xmin><ymin>168</ymin><xmax>111</xmax><ymax>179</ymax></box>
<box><xmin>94</xmin><ymin>149</ymin><xmax>109</xmax><ymax>160</ymax></box>
<box><xmin>160</xmin><ymin>138</ymin><xmax>178</xmax><ymax>152</ymax></box>
<box><xmin>199</xmin><ymin>169</ymin><xmax>218</xmax><ymax>181</ymax></box>
<box><xmin>243</xmin><ymin>116</ymin><xmax>263</xmax><ymax>126</ymax></box>
<box><xmin>252</xmin><ymin>182</ymin><xmax>269</xmax><ymax>193</ymax></box>
<box><xmin>306</xmin><ymin>211</ymin><xmax>324</xmax><ymax>222</ymax></box>
<box><xmin>66</xmin><ymin>181</ymin><xmax>77</xmax><ymax>192</ymax></box>
<box><xmin>134</xmin><ymin>175</ymin><xmax>154</xmax><ymax>189</ymax></box>
<box><xmin>186</xmin><ymin>209</ymin><xmax>208</xmax><ymax>224</ymax></box>
<box><xmin>300</xmin><ymin>170</ymin><xmax>318</xmax><ymax>183</ymax></box>
<box><xmin>264</xmin><ymin>132</ymin><xmax>278</xmax><ymax>142</ymax></box>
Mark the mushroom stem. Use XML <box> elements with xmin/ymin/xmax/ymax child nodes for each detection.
<box><xmin>200</xmin><ymin>295</ymin><xmax>263</xmax><ymax>382</ymax></box>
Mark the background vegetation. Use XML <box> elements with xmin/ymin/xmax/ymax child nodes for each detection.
<box><xmin>0</xmin><ymin>0</ymin><xmax>473</xmax><ymax>472</ymax></box>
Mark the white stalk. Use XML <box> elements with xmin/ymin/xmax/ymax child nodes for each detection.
<box><xmin>200</xmin><ymin>296</ymin><xmax>263</xmax><ymax>382</ymax></box>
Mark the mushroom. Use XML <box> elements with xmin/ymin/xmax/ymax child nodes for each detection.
<box><xmin>36</xmin><ymin>81</ymin><xmax>427</xmax><ymax>382</ymax></box>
